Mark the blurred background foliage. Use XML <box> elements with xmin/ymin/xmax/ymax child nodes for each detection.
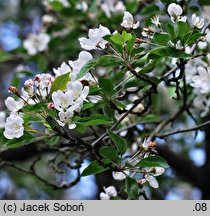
<box><xmin>0</xmin><ymin>0</ymin><xmax>210</xmax><ymax>199</ymax></box>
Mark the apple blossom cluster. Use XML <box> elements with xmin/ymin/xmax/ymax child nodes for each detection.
<box><xmin>23</xmin><ymin>32</ymin><xmax>50</xmax><ymax>56</ymax></box>
<box><xmin>52</xmin><ymin>81</ymin><xmax>89</xmax><ymax>129</ymax></box>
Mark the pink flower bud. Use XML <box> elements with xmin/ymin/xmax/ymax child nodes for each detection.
<box><xmin>48</xmin><ymin>102</ymin><xmax>55</xmax><ymax>109</ymax></box>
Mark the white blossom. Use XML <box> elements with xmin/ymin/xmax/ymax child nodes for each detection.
<box><xmin>190</xmin><ymin>66</ymin><xmax>210</xmax><ymax>94</ymax></box>
<box><xmin>75</xmin><ymin>1</ymin><xmax>88</xmax><ymax>12</ymax></box>
<box><xmin>3</xmin><ymin>113</ymin><xmax>24</xmax><ymax>139</ymax></box>
<box><xmin>5</xmin><ymin>97</ymin><xmax>24</xmax><ymax>112</ymax></box>
<box><xmin>0</xmin><ymin>111</ymin><xmax>6</xmax><ymax>129</ymax></box>
<box><xmin>52</xmin><ymin>90</ymin><xmax>74</xmax><ymax>112</ymax></box>
<box><xmin>193</xmin><ymin>93</ymin><xmax>210</xmax><ymax>117</ymax></box>
<box><xmin>101</xmin><ymin>0</ymin><xmax>125</xmax><ymax>18</ymax></box>
<box><xmin>68</xmin><ymin>51</ymin><xmax>93</xmax><ymax>81</ymax></box>
<box><xmin>24</xmin><ymin>79</ymin><xmax>34</xmax><ymax>96</ymax></box>
<box><xmin>67</xmin><ymin>81</ymin><xmax>89</xmax><ymax>100</ymax></box>
<box><xmin>100</xmin><ymin>192</ymin><xmax>110</xmax><ymax>200</ymax></box>
<box><xmin>192</xmin><ymin>14</ymin><xmax>205</xmax><ymax>29</ymax></box>
<box><xmin>145</xmin><ymin>167</ymin><xmax>165</xmax><ymax>188</ymax></box>
<box><xmin>42</xmin><ymin>14</ymin><xmax>56</xmax><ymax>25</ymax></box>
<box><xmin>121</xmin><ymin>11</ymin><xmax>140</xmax><ymax>29</ymax></box>
<box><xmin>53</xmin><ymin>62</ymin><xmax>71</xmax><ymax>77</ymax></box>
<box><xmin>151</xmin><ymin>15</ymin><xmax>161</xmax><ymax>27</ymax></box>
<box><xmin>79</xmin><ymin>25</ymin><xmax>111</xmax><ymax>50</ymax></box>
<box><xmin>34</xmin><ymin>73</ymin><xmax>54</xmax><ymax>99</ymax></box>
<box><xmin>100</xmin><ymin>186</ymin><xmax>117</xmax><ymax>200</ymax></box>
<box><xmin>23</xmin><ymin>32</ymin><xmax>50</xmax><ymax>55</ymax></box>
<box><xmin>167</xmin><ymin>3</ymin><xmax>183</xmax><ymax>18</ymax></box>
<box><xmin>112</xmin><ymin>171</ymin><xmax>128</xmax><ymax>181</ymax></box>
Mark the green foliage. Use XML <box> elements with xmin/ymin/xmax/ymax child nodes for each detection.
<box><xmin>135</xmin><ymin>156</ymin><xmax>169</xmax><ymax>168</ymax></box>
<box><xmin>0</xmin><ymin>50</ymin><xmax>12</xmax><ymax>62</ymax></box>
<box><xmin>50</xmin><ymin>72</ymin><xmax>70</xmax><ymax>94</ymax></box>
<box><xmin>99</xmin><ymin>146</ymin><xmax>119</xmax><ymax>161</ymax></box>
<box><xmin>81</xmin><ymin>160</ymin><xmax>109</xmax><ymax>177</ymax></box>
<box><xmin>108</xmin><ymin>130</ymin><xmax>127</xmax><ymax>155</ymax></box>
<box><xmin>77</xmin><ymin>114</ymin><xmax>113</xmax><ymax>126</ymax></box>
<box><xmin>125</xmin><ymin>177</ymin><xmax>139</xmax><ymax>200</ymax></box>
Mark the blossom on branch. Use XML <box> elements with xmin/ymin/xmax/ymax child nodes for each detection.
<box><xmin>23</xmin><ymin>32</ymin><xmax>50</xmax><ymax>55</ymax></box>
<box><xmin>79</xmin><ymin>25</ymin><xmax>111</xmax><ymax>50</ymax></box>
<box><xmin>121</xmin><ymin>11</ymin><xmax>140</xmax><ymax>29</ymax></box>
<box><xmin>3</xmin><ymin>113</ymin><xmax>24</xmax><ymax>139</ymax></box>
<box><xmin>100</xmin><ymin>186</ymin><xmax>117</xmax><ymax>200</ymax></box>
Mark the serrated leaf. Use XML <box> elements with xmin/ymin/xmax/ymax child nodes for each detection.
<box><xmin>153</xmin><ymin>33</ymin><xmax>170</xmax><ymax>46</ymax></box>
<box><xmin>77</xmin><ymin>114</ymin><xmax>113</xmax><ymax>126</ymax></box>
<box><xmin>81</xmin><ymin>160</ymin><xmax>109</xmax><ymax>176</ymax></box>
<box><xmin>167</xmin><ymin>23</ymin><xmax>175</xmax><ymax>39</ymax></box>
<box><xmin>108</xmin><ymin>130</ymin><xmax>127</xmax><ymax>155</ymax></box>
<box><xmin>125</xmin><ymin>177</ymin><xmax>139</xmax><ymax>200</ymax></box>
<box><xmin>50</xmin><ymin>72</ymin><xmax>70</xmax><ymax>94</ymax></box>
<box><xmin>45</xmin><ymin>135</ymin><xmax>60</xmax><ymax>145</ymax></box>
<box><xmin>99</xmin><ymin>146</ymin><xmax>118</xmax><ymax>160</ymax></box>
<box><xmin>135</xmin><ymin>156</ymin><xmax>169</xmax><ymax>168</ymax></box>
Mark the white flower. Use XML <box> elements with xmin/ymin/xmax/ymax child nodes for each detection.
<box><xmin>42</xmin><ymin>14</ymin><xmax>56</xmax><ymax>25</ymax></box>
<box><xmin>57</xmin><ymin>109</ymin><xmax>76</xmax><ymax>129</ymax></box>
<box><xmin>79</xmin><ymin>25</ymin><xmax>111</xmax><ymax>50</ymax></box>
<box><xmin>192</xmin><ymin>14</ymin><xmax>204</xmax><ymax>29</ymax></box>
<box><xmin>5</xmin><ymin>97</ymin><xmax>24</xmax><ymax>112</ymax></box>
<box><xmin>3</xmin><ymin>113</ymin><xmax>24</xmax><ymax>139</ymax></box>
<box><xmin>101</xmin><ymin>0</ymin><xmax>125</xmax><ymax>18</ymax></box>
<box><xmin>23</xmin><ymin>32</ymin><xmax>50</xmax><ymax>55</ymax></box>
<box><xmin>24</xmin><ymin>79</ymin><xmax>34</xmax><ymax>95</ymax></box>
<box><xmin>53</xmin><ymin>62</ymin><xmax>71</xmax><ymax>77</ymax></box>
<box><xmin>0</xmin><ymin>111</ymin><xmax>6</xmax><ymax>128</ymax></box>
<box><xmin>52</xmin><ymin>90</ymin><xmax>74</xmax><ymax>112</ymax></box>
<box><xmin>34</xmin><ymin>73</ymin><xmax>54</xmax><ymax>99</ymax></box>
<box><xmin>121</xmin><ymin>11</ymin><xmax>140</xmax><ymax>29</ymax></box>
<box><xmin>67</xmin><ymin>81</ymin><xmax>89</xmax><ymax>100</ymax></box>
<box><xmin>112</xmin><ymin>171</ymin><xmax>127</xmax><ymax>181</ymax></box>
<box><xmin>193</xmin><ymin>93</ymin><xmax>210</xmax><ymax>117</ymax></box>
<box><xmin>100</xmin><ymin>192</ymin><xmax>110</xmax><ymax>200</ymax></box>
<box><xmin>190</xmin><ymin>66</ymin><xmax>210</xmax><ymax>94</ymax></box>
<box><xmin>68</xmin><ymin>51</ymin><xmax>93</xmax><ymax>81</ymax></box>
<box><xmin>145</xmin><ymin>167</ymin><xmax>165</xmax><ymax>188</ymax></box>
<box><xmin>75</xmin><ymin>1</ymin><xmax>88</xmax><ymax>12</ymax></box>
<box><xmin>100</xmin><ymin>186</ymin><xmax>117</xmax><ymax>200</ymax></box>
<box><xmin>151</xmin><ymin>15</ymin><xmax>161</xmax><ymax>27</ymax></box>
<box><xmin>167</xmin><ymin>3</ymin><xmax>183</xmax><ymax>18</ymax></box>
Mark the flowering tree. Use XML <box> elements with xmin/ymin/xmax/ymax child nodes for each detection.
<box><xmin>0</xmin><ymin>0</ymin><xmax>210</xmax><ymax>199</ymax></box>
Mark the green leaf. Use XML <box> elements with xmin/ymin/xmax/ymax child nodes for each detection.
<box><xmin>153</xmin><ymin>33</ymin><xmax>170</xmax><ymax>46</ymax></box>
<box><xmin>76</xmin><ymin>59</ymin><xmax>97</xmax><ymax>80</ymax></box>
<box><xmin>99</xmin><ymin>146</ymin><xmax>118</xmax><ymax>160</ymax></box>
<box><xmin>0</xmin><ymin>51</ymin><xmax>12</xmax><ymax>62</ymax></box>
<box><xmin>97</xmin><ymin>55</ymin><xmax>123</xmax><ymax>67</ymax></box>
<box><xmin>44</xmin><ymin>135</ymin><xmax>60</xmax><ymax>145</ymax></box>
<box><xmin>141</xmin><ymin>4</ymin><xmax>160</xmax><ymax>16</ymax></box>
<box><xmin>125</xmin><ymin>177</ymin><xmax>139</xmax><ymax>200</ymax></box>
<box><xmin>108</xmin><ymin>130</ymin><xmax>127</xmax><ymax>155</ymax></box>
<box><xmin>167</xmin><ymin>23</ymin><xmax>175</xmax><ymax>39</ymax></box>
<box><xmin>99</xmin><ymin>78</ymin><xmax>116</xmax><ymax>97</ymax></box>
<box><xmin>135</xmin><ymin>156</ymin><xmax>169</xmax><ymax>168</ymax></box>
<box><xmin>138</xmin><ymin>60</ymin><xmax>157</xmax><ymax>74</ymax></box>
<box><xmin>176</xmin><ymin>21</ymin><xmax>189</xmax><ymax>37</ymax></box>
<box><xmin>81</xmin><ymin>160</ymin><xmax>109</xmax><ymax>176</ymax></box>
<box><xmin>3</xmin><ymin>133</ymin><xmax>43</xmax><ymax>148</ymax></box>
<box><xmin>103</xmin><ymin>104</ymin><xmax>115</xmax><ymax>120</ymax></box>
<box><xmin>50</xmin><ymin>72</ymin><xmax>70</xmax><ymax>94</ymax></box>
<box><xmin>110</xmin><ymin>31</ymin><xmax>132</xmax><ymax>45</ymax></box>
<box><xmin>127</xmin><ymin>34</ymin><xmax>136</xmax><ymax>55</ymax></box>
<box><xmin>77</xmin><ymin>114</ymin><xmax>113</xmax><ymax>126</ymax></box>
